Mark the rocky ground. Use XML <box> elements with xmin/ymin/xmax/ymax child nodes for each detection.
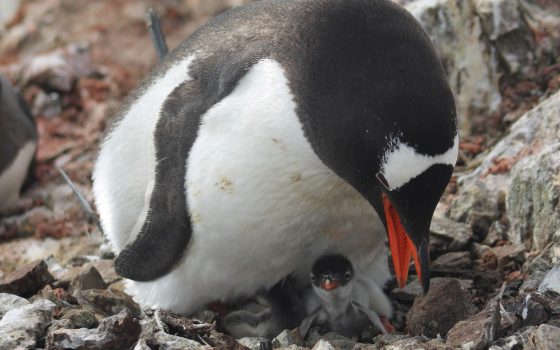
<box><xmin>1</xmin><ymin>0</ymin><xmax>560</xmax><ymax>349</ymax></box>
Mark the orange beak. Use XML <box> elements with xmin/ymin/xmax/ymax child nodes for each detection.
<box><xmin>382</xmin><ymin>193</ymin><xmax>423</xmax><ymax>289</ymax></box>
<box><xmin>321</xmin><ymin>278</ymin><xmax>339</xmax><ymax>290</ymax></box>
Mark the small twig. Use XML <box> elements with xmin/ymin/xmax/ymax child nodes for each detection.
<box><xmin>196</xmin><ymin>334</ymin><xmax>211</xmax><ymax>347</ymax></box>
<box><xmin>497</xmin><ymin>281</ymin><xmax>507</xmax><ymax>300</ymax></box>
<box><xmin>154</xmin><ymin>309</ymin><xmax>170</xmax><ymax>333</ymax></box>
<box><xmin>146</xmin><ymin>8</ymin><xmax>169</xmax><ymax>61</ymax></box>
<box><xmin>56</xmin><ymin>165</ymin><xmax>102</xmax><ymax>231</ymax></box>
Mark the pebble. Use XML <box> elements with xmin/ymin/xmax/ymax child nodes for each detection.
<box><xmin>76</xmin><ymin>288</ymin><xmax>141</xmax><ymax>317</ymax></box>
<box><xmin>0</xmin><ymin>259</ymin><xmax>54</xmax><ymax>297</ymax></box>
<box><xmin>71</xmin><ymin>266</ymin><xmax>107</xmax><ymax>292</ymax></box>
<box><xmin>431</xmin><ymin>251</ymin><xmax>473</xmax><ymax>270</ymax></box>
<box><xmin>46</xmin><ymin>309</ymin><xmax>141</xmax><ymax>350</ymax></box>
<box><xmin>519</xmin><ymin>292</ymin><xmax>549</xmax><ymax>326</ymax></box>
<box><xmin>528</xmin><ymin>324</ymin><xmax>560</xmax><ymax>350</ymax></box>
<box><xmin>0</xmin><ymin>299</ymin><xmax>56</xmax><ymax>350</ymax></box>
<box><xmin>429</xmin><ymin>216</ymin><xmax>473</xmax><ymax>256</ymax></box>
<box><xmin>0</xmin><ymin>292</ymin><xmax>30</xmax><ymax>318</ymax></box>
<box><xmin>447</xmin><ymin>296</ymin><xmax>501</xmax><ymax>350</ymax></box>
<box><xmin>272</xmin><ymin>329</ymin><xmax>304</xmax><ymax>348</ymax></box>
<box><xmin>538</xmin><ymin>264</ymin><xmax>560</xmax><ymax>294</ymax></box>
<box><xmin>237</xmin><ymin>337</ymin><xmax>272</xmax><ymax>350</ymax></box>
<box><xmin>406</xmin><ymin>278</ymin><xmax>476</xmax><ymax>337</ymax></box>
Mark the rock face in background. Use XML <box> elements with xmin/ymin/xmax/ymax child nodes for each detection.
<box><xmin>400</xmin><ymin>0</ymin><xmax>560</xmax><ymax>133</ymax></box>
<box><xmin>452</xmin><ymin>92</ymin><xmax>560</xmax><ymax>268</ymax></box>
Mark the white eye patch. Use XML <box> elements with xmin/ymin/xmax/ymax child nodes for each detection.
<box><xmin>380</xmin><ymin>134</ymin><xmax>459</xmax><ymax>191</ymax></box>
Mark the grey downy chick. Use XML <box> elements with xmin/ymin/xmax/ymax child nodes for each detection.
<box><xmin>300</xmin><ymin>254</ymin><xmax>393</xmax><ymax>338</ymax></box>
<box><xmin>223</xmin><ymin>278</ymin><xmax>305</xmax><ymax>338</ymax></box>
<box><xmin>0</xmin><ymin>75</ymin><xmax>36</xmax><ymax>210</ymax></box>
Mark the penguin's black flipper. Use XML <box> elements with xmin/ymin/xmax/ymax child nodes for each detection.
<box><xmin>114</xmin><ymin>54</ymin><xmax>255</xmax><ymax>281</ymax></box>
<box><xmin>114</xmin><ymin>79</ymin><xmax>203</xmax><ymax>281</ymax></box>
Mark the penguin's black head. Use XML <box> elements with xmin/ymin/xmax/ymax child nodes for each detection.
<box><xmin>311</xmin><ymin>254</ymin><xmax>354</xmax><ymax>291</ymax></box>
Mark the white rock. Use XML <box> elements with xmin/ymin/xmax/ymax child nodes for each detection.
<box><xmin>0</xmin><ymin>293</ymin><xmax>29</xmax><ymax>318</ymax></box>
<box><xmin>538</xmin><ymin>264</ymin><xmax>560</xmax><ymax>294</ymax></box>
<box><xmin>0</xmin><ymin>299</ymin><xmax>55</xmax><ymax>350</ymax></box>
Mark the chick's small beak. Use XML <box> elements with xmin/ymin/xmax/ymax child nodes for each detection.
<box><xmin>382</xmin><ymin>194</ymin><xmax>429</xmax><ymax>293</ymax></box>
<box><xmin>321</xmin><ymin>278</ymin><xmax>339</xmax><ymax>291</ymax></box>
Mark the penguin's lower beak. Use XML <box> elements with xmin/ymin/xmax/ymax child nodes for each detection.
<box><xmin>382</xmin><ymin>194</ymin><xmax>430</xmax><ymax>294</ymax></box>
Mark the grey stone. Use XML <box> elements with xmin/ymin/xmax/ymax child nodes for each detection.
<box><xmin>528</xmin><ymin>324</ymin><xmax>560</xmax><ymax>349</ymax></box>
<box><xmin>519</xmin><ymin>292</ymin><xmax>549</xmax><ymax>326</ymax></box>
<box><xmin>352</xmin><ymin>343</ymin><xmax>378</xmax><ymax>350</ymax></box>
<box><xmin>455</xmin><ymin>92</ymin><xmax>560</xmax><ymax>250</ymax></box>
<box><xmin>538</xmin><ymin>264</ymin><xmax>560</xmax><ymax>294</ymax></box>
<box><xmin>133</xmin><ymin>338</ymin><xmax>151</xmax><ymax>350</ymax></box>
<box><xmin>312</xmin><ymin>339</ymin><xmax>335</xmax><ymax>350</ymax></box>
<box><xmin>483</xmin><ymin>221</ymin><xmax>507</xmax><ymax>246</ymax></box>
<box><xmin>488</xmin><ymin>326</ymin><xmax>535</xmax><ymax>349</ymax></box>
<box><xmin>473</xmin><ymin>0</ymin><xmax>535</xmax><ymax>73</ymax></box>
<box><xmin>449</xmin><ymin>180</ymin><xmax>499</xmax><ymax>241</ymax></box>
<box><xmin>471</xmin><ymin>242</ymin><xmax>491</xmax><ymax>259</ymax></box>
<box><xmin>61</xmin><ymin>308</ymin><xmax>99</xmax><ymax>329</ymax></box>
<box><xmin>46</xmin><ymin>310</ymin><xmax>141</xmax><ymax>350</ymax></box>
<box><xmin>407</xmin><ymin>278</ymin><xmax>476</xmax><ymax>337</ymax></box>
<box><xmin>0</xmin><ymin>299</ymin><xmax>56</xmax><ymax>350</ymax></box>
<box><xmin>71</xmin><ymin>266</ymin><xmax>107</xmax><ymax>292</ymax></box>
<box><xmin>76</xmin><ymin>288</ymin><xmax>141</xmax><ymax>317</ymax></box>
<box><xmin>520</xmin><ymin>270</ymin><xmax>546</xmax><ymax>294</ymax></box>
<box><xmin>507</xmin><ymin>144</ymin><xmax>560</xmax><ymax>251</ymax></box>
<box><xmin>371</xmin><ymin>333</ymin><xmax>409</xmax><ymax>348</ymax></box>
<box><xmin>446</xmin><ymin>296</ymin><xmax>501</xmax><ymax>350</ymax></box>
<box><xmin>391</xmin><ymin>280</ymin><xmax>423</xmax><ymax>302</ymax></box>
<box><xmin>0</xmin><ymin>292</ymin><xmax>29</xmax><ymax>318</ymax></box>
<box><xmin>21</xmin><ymin>43</ymin><xmax>96</xmax><ymax>92</ymax></box>
<box><xmin>429</xmin><ymin>215</ymin><xmax>473</xmax><ymax>256</ymax></box>
<box><xmin>0</xmin><ymin>259</ymin><xmax>54</xmax><ymax>297</ymax></box>
<box><xmin>382</xmin><ymin>336</ymin><xmax>431</xmax><ymax>350</ymax></box>
<box><xmin>237</xmin><ymin>337</ymin><xmax>271</xmax><ymax>350</ymax></box>
<box><xmin>305</xmin><ymin>331</ymin><xmax>356</xmax><ymax>350</ymax></box>
<box><xmin>480</xmin><ymin>244</ymin><xmax>526</xmax><ymax>273</ymax></box>
<box><xmin>405</xmin><ymin>0</ymin><xmax>501</xmax><ymax>133</ymax></box>
<box><xmin>431</xmin><ymin>251</ymin><xmax>472</xmax><ymax>270</ymax></box>
<box><xmin>153</xmin><ymin>331</ymin><xmax>202</xmax><ymax>349</ymax></box>
<box><xmin>272</xmin><ymin>329</ymin><xmax>304</xmax><ymax>348</ymax></box>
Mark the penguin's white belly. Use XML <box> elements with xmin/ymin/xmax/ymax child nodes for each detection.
<box><xmin>0</xmin><ymin>141</ymin><xmax>35</xmax><ymax>210</ymax></box>
<box><xmin>95</xmin><ymin>58</ymin><xmax>390</xmax><ymax>313</ymax></box>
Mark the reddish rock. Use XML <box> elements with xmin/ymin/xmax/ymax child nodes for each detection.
<box><xmin>0</xmin><ymin>260</ymin><xmax>54</xmax><ymax>297</ymax></box>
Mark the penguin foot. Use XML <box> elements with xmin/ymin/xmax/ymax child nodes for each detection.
<box><xmin>380</xmin><ymin>315</ymin><xmax>395</xmax><ymax>334</ymax></box>
<box><xmin>207</xmin><ymin>301</ymin><xmax>230</xmax><ymax>317</ymax></box>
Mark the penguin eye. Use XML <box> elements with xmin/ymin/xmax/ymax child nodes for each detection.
<box><xmin>376</xmin><ymin>172</ymin><xmax>390</xmax><ymax>190</ymax></box>
<box><xmin>344</xmin><ymin>272</ymin><xmax>352</xmax><ymax>280</ymax></box>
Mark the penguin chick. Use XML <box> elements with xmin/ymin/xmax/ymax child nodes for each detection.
<box><xmin>0</xmin><ymin>75</ymin><xmax>36</xmax><ymax>210</ymax></box>
<box><xmin>300</xmin><ymin>255</ymin><xmax>393</xmax><ymax>338</ymax></box>
<box><xmin>223</xmin><ymin>278</ymin><xmax>305</xmax><ymax>338</ymax></box>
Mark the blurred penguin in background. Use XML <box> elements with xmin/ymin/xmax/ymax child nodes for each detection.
<box><xmin>0</xmin><ymin>75</ymin><xmax>37</xmax><ymax>210</ymax></box>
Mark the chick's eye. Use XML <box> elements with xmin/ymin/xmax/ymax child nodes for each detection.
<box><xmin>345</xmin><ymin>272</ymin><xmax>352</xmax><ymax>280</ymax></box>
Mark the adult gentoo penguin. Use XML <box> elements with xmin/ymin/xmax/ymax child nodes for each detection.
<box><xmin>93</xmin><ymin>0</ymin><xmax>458</xmax><ymax>314</ymax></box>
<box><xmin>0</xmin><ymin>75</ymin><xmax>36</xmax><ymax>210</ymax></box>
